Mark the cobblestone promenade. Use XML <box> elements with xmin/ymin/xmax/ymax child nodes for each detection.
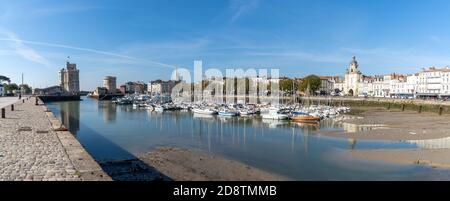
<box><xmin>0</xmin><ymin>98</ymin><xmax>110</xmax><ymax>181</ymax></box>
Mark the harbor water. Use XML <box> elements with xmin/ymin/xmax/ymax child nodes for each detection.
<box><xmin>46</xmin><ymin>97</ymin><xmax>450</xmax><ymax>180</ymax></box>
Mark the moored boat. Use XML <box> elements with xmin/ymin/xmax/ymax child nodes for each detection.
<box><xmin>261</xmin><ymin>108</ymin><xmax>289</xmax><ymax>120</ymax></box>
<box><xmin>218</xmin><ymin>110</ymin><xmax>239</xmax><ymax>116</ymax></box>
<box><xmin>192</xmin><ymin>108</ymin><xmax>217</xmax><ymax>115</ymax></box>
<box><xmin>290</xmin><ymin>115</ymin><xmax>321</xmax><ymax>123</ymax></box>
<box><xmin>154</xmin><ymin>106</ymin><xmax>165</xmax><ymax>112</ymax></box>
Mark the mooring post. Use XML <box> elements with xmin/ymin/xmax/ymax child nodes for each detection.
<box><xmin>1</xmin><ymin>108</ymin><xmax>5</xmax><ymax>118</ymax></box>
<box><xmin>22</xmin><ymin>99</ymin><xmax>25</xmax><ymax>103</ymax></box>
<box><xmin>419</xmin><ymin>105</ymin><xmax>422</xmax><ymax>113</ymax></box>
<box><xmin>402</xmin><ymin>104</ymin><xmax>405</xmax><ymax>111</ymax></box>
<box><xmin>11</xmin><ymin>104</ymin><xmax>14</xmax><ymax>111</ymax></box>
<box><xmin>439</xmin><ymin>106</ymin><xmax>443</xmax><ymax>116</ymax></box>
<box><xmin>35</xmin><ymin>97</ymin><xmax>38</xmax><ymax>105</ymax></box>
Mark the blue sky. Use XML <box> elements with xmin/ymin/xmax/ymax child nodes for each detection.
<box><xmin>1</xmin><ymin>0</ymin><xmax>450</xmax><ymax>90</ymax></box>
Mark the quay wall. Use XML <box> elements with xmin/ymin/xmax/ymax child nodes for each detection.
<box><xmin>0</xmin><ymin>97</ymin><xmax>111</xmax><ymax>181</ymax></box>
<box><xmin>295</xmin><ymin>96</ymin><xmax>450</xmax><ymax>115</ymax></box>
<box><xmin>38</xmin><ymin>95</ymin><xmax>81</xmax><ymax>102</ymax></box>
<box><xmin>199</xmin><ymin>95</ymin><xmax>450</xmax><ymax>115</ymax></box>
<box><xmin>39</xmin><ymin>97</ymin><xmax>111</xmax><ymax>180</ymax></box>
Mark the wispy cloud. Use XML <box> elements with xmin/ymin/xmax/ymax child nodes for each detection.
<box><xmin>229</xmin><ymin>0</ymin><xmax>260</xmax><ymax>23</ymax></box>
<box><xmin>0</xmin><ymin>29</ymin><xmax>50</xmax><ymax>66</ymax></box>
<box><xmin>0</xmin><ymin>32</ymin><xmax>177</xmax><ymax>69</ymax></box>
<box><xmin>31</xmin><ymin>4</ymin><xmax>98</xmax><ymax>16</ymax></box>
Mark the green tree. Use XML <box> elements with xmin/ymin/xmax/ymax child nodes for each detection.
<box><xmin>279</xmin><ymin>78</ymin><xmax>301</xmax><ymax>92</ymax></box>
<box><xmin>299</xmin><ymin>75</ymin><xmax>321</xmax><ymax>95</ymax></box>
<box><xmin>0</xmin><ymin>75</ymin><xmax>10</xmax><ymax>83</ymax></box>
<box><xmin>4</xmin><ymin>83</ymin><xmax>19</xmax><ymax>93</ymax></box>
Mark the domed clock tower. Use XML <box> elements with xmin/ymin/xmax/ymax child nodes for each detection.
<box><xmin>344</xmin><ymin>56</ymin><xmax>362</xmax><ymax>96</ymax></box>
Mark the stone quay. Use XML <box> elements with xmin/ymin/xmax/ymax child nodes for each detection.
<box><xmin>0</xmin><ymin>97</ymin><xmax>111</xmax><ymax>181</ymax></box>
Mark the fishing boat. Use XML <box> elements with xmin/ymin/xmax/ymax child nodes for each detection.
<box><xmin>192</xmin><ymin>108</ymin><xmax>217</xmax><ymax>115</ymax></box>
<box><xmin>290</xmin><ymin>115</ymin><xmax>321</xmax><ymax>123</ymax></box>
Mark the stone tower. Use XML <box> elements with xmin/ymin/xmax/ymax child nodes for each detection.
<box><xmin>59</xmin><ymin>61</ymin><xmax>80</xmax><ymax>95</ymax></box>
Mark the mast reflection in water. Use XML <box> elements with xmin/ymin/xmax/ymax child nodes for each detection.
<box><xmin>46</xmin><ymin>97</ymin><xmax>450</xmax><ymax>180</ymax></box>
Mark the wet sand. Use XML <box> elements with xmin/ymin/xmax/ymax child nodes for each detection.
<box><xmin>349</xmin><ymin>149</ymin><xmax>450</xmax><ymax>169</ymax></box>
<box><xmin>320</xmin><ymin>106</ymin><xmax>450</xmax><ymax>141</ymax></box>
<box><xmin>139</xmin><ymin>147</ymin><xmax>288</xmax><ymax>181</ymax></box>
<box><xmin>322</xmin><ymin>106</ymin><xmax>450</xmax><ymax>169</ymax></box>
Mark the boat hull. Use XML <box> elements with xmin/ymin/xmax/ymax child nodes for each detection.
<box><xmin>290</xmin><ymin>115</ymin><xmax>321</xmax><ymax>123</ymax></box>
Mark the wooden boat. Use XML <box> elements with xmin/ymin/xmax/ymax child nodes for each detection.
<box><xmin>290</xmin><ymin>115</ymin><xmax>320</xmax><ymax>123</ymax></box>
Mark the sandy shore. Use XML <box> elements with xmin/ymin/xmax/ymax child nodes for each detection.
<box><xmin>348</xmin><ymin>149</ymin><xmax>450</xmax><ymax>169</ymax></box>
<box><xmin>319</xmin><ymin>106</ymin><xmax>450</xmax><ymax>169</ymax></box>
<box><xmin>320</xmin><ymin>106</ymin><xmax>450</xmax><ymax>141</ymax></box>
<box><xmin>138</xmin><ymin>147</ymin><xmax>287</xmax><ymax>181</ymax></box>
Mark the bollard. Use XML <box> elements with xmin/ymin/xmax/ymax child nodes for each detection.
<box><xmin>1</xmin><ymin>108</ymin><xmax>5</xmax><ymax>118</ymax></box>
<box><xmin>402</xmin><ymin>104</ymin><xmax>405</xmax><ymax>111</ymax></box>
<box><xmin>35</xmin><ymin>97</ymin><xmax>38</xmax><ymax>105</ymax></box>
<box><xmin>11</xmin><ymin>104</ymin><xmax>14</xmax><ymax>111</ymax></box>
<box><xmin>22</xmin><ymin>99</ymin><xmax>25</xmax><ymax>103</ymax></box>
<box><xmin>439</xmin><ymin>106</ymin><xmax>443</xmax><ymax>116</ymax></box>
<box><xmin>419</xmin><ymin>105</ymin><xmax>422</xmax><ymax>113</ymax></box>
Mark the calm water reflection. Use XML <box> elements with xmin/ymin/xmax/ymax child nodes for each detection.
<box><xmin>46</xmin><ymin>97</ymin><xmax>450</xmax><ymax>180</ymax></box>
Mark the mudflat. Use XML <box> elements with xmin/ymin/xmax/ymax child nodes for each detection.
<box><xmin>324</xmin><ymin>106</ymin><xmax>450</xmax><ymax>169</ymax></box>
<box><xmin>139</xmin><ymin>147</ymin><xmax>288</xmax><ymax>181</ymax></box>
<box><xmin>348</xmin><ymin>149</ymin><xmax>450</xmax><ymax>169</ymax></box>
<box><xmin>320</xmin><ymin>106</ymin><xmax>450</xmax><ymax>141</ymax></box>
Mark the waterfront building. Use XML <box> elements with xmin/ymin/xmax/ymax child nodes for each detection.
<box><xmin>33</xmin><ymin>86</ymin><xmax>63</xmax><ymax>96</ymax></box>
<box><xmin>415</xmin><ymin>66</ymin><xmax>450</xmax><ymax>98</ymax></box>
<box><xmin>406</xmin><ymin>74</ymin><xmax>419</xmax><ymax>97</ymax></box>
<box><xmin>103</xmin><ymin>76</ymin><xmax>117</xmax><ymax>94</ymax></box>
<box><xmin>319</xmin><ymin>76</ymin><xmax>341</xmax><ymax>95</ymax></box>
<box><xmin>119</xmin><ymin>85</ymin><xmax>126</xmax><ymax>94</ymax></box>
<box><xmin>148</xmin><ymin>80</ymin><xmax>181</xmax><ymax>96</ymax></box>
<box><xmin>387</xmin><ymin>74</ymin><xmax>409</xmax><ymax>98</ymax></box>
<box><xmin>124</xmin><ymin>81</ymin><xmax>147</xmax><ymax>94</ymax></box>
<box><xmin>59</xmin><ymin>62</ymin><xmax>80</xmax><ymax>95</ymax></box>
<box><xmin>331</xmin><ymin>57</ymin><xmax>414</xmax><ymax>98</ymax></box>
<box><xmin>333</xmin><ymin>81</ymin><xmax>344</xmax><ymax>94</ymax></box>
<box><xmin>371</xmin><ymin>75</ymin><xmax>392</xmax><ymax>97</ymax></box>
<box><xmin>357</xmin><ymin>76</ymin><xmax>374</xmax><ymax>96</ymax></box>
<box><xmin>93</xmin><ymin>87</ymin><xmax>108</xmax><ymax>96</ymax></box>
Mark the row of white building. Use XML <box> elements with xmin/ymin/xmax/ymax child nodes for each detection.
<box><xmin>321</xmin><ymin>56</ymin><xmax>450</xmax><ymax>99</ymax></box>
